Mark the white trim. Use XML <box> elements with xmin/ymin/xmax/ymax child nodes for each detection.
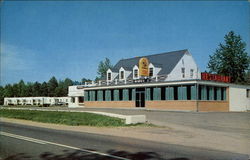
<box><xmin>133</xmin><ymin>65</ymin><xmax>139</xmax><ymax>79</ymax></box>
<box><xmin>119</xmin><ymin>67</ymin><xmax>125</xmax><ymax>80</ymax></box>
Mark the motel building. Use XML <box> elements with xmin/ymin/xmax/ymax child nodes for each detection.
<box><xmin>68</xmin><ymin>49</ymin><xmax>250</xmax><ymax>112</ymax></box>
<box><xmin>4</xmin><ymin>97</ymin><xmax>70</xmax><ymax>107</ymax></box>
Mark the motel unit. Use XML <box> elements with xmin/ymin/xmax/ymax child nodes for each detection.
<box><xmin>4</xmin><ymin>97</ymin><xmax>70</xmax><ymax>107</ymax></box>
<box><xmin>69</xmin><ymin>49</ymin><xmax>250</xmax><ymax>111</ymax></box>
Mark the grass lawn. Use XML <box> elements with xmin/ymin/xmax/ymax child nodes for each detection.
<box><xmin>0</xmin><ymin>109</ymin><xmax>127</xmax><ymax>127</ymax></box>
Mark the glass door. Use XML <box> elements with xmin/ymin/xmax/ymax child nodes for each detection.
<box><xmin>135</xmin><ymin>88</ymin><xmax>145</xmax><ymax>107</ymax></box>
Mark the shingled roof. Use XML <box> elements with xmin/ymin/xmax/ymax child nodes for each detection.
<box><xmin>111</xmin><ymin>49</ymin><xmax>188</xmax><ymax>75</ymax></box>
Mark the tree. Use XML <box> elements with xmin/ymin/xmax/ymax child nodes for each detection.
<box><xmin>4</xmin><ymin>84</ymin><xmax>14</xmax><ymax>97</ymax></box>
<box><xmin>47</xmin><ymin>77</ymin><xmax>58</xmax><ymax>97</ymax></box>
<box><xmin>12</xmin><ymin>83</ymin><xmax>19</xmax><ymax>97</ymax></box>
<box><xmin>54</xmin><ymin>78</ymin><xmax>73</xmax><ymax>97</ymax></box>
<box><xmin>40</xmin><ymin>82</ymin><xmax>48</xmax><ymax>96</ymax></box>
<box><xmin>81</xmin><ymin>78</ymin><xmax>92</xmax><ymax>85</ymax></box>
<box><xmin>32</xmin><ymin>82</ymin><xmax>41</xmax><ymax>97</ymax></box>
<box><xmin>97</xmin><ymin>58</ymin><xmax>113</xmax><ymax>80</ymax></box>
<box><xmin>245</xmin><ymin>69</ymin><xmax>250</xmax><ymax>84</ymax></box>
<box><xmin>73</xmin><ymin>81</ymin><xmax>81</xmax><ymax>85</ymax></box>
<box><xmin>63</xmin><ymin>78</ymin><xmax>73</xmax><ymax>96</ymax></box>
<box><xmin>0</xmin><ymin>86</ymin><xmax>4</xmax><ymax>105</ymax></box>
<box><xmin>26</xmin><ymin>82</ymin><xmax>34</xmax><ymax>97</ymax></box>
<box><xmin>18</xmin><ymin>80</ymin><xmax>27</xmax><ymax>97</ymax></box>
<box><xmin>64</xmin><ymin>78</ymin><xmax>73</xmax><ymax>87</ymax></box>
<box><xmin>55</xmin><ymin>82</ymin><xmax>64</xmax><ymax>97</ymax></box>
<box><xmin>207</xmin><ymin>31</ymin><xmax>250</xmax><ymax>83</ymax></box>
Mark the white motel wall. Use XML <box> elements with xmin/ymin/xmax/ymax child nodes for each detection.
<box><xmin>4</xmin><ymin>97</ymin><xmax>70</xmax><ymax>106</ymax></box>
<box><xmin>68</xmin><ymin>85</ymin><xmax>84</xmax><ymax>108</ymax></box>
<box><xmin>229</xmin><ymin>85</ymin><xmax>250</xmax><ymax>111</ymax></box>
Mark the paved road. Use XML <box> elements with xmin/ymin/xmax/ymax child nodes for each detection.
<box><xmin>0</xmin><ymin>122</ymin><xmax>249</xmax><ymax>160</ymax></box>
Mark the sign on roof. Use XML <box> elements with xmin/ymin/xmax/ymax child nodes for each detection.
<box><xmin>139</xmin><ymin>57</ymin><xmax>149</xmax><ymax>77</ymax></box>
<box><xmin>201</xmin><ymin>72</ymin><xmax>231</xmax><ymax>83</ymax></box>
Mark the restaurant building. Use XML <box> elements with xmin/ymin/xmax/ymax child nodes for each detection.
<box><xmin>69</xmin><ymin>49</ymin><xmax>250</xmax><ymax>111</ymax></box>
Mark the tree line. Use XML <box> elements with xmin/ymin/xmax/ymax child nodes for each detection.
<box><xmin>0</xmin><ymin>77</ymin><xmax>92</xmax><ymax>105</ymax></box>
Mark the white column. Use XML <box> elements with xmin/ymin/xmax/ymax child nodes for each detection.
<box><xmin>75</xmin><ymin>97</ymin><xmax>79</xmax><ymax>107</ymax></box>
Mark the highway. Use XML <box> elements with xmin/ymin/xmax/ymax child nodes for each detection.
<box><xmin>0</xmin><ymin>122</ymin><xmax>248</xmax><ymax>160</ymax></box>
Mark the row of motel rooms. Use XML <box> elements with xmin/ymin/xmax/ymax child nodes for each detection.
<box><xmin>68</xmin><ymin>49</ymin><xmax>250</xmax><ymax>112</ymax></box>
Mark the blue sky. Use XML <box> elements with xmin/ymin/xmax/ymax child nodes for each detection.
<box><xmin>1</xmin><ymin>1</ymin><xmax>249</xmax><ymax>85</ymax></box>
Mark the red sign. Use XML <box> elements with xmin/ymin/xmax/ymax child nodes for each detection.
<box><xmin>201</xmin><ymin>73</ymin><xmax>231</xmax><ymax>83</ymax></box>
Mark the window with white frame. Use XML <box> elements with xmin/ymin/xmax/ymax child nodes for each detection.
<box><xmin>134</xmin><ymin>69</ymin><xmax>138</xmax><ymax>78</ymax></box>
<box><xmin>181</xmin><ymin>68</ymin><xmax>185</xmax><ymax>78</ymax></box>
<box><xmin>107</xmin><ymin>72</ymin><xmax>111</xmax><ymax>80</ymax></box>
<box><xmin>120</xmin><ymin>71</ymin><xmax>124</xmax><ymax>80</ymax></box>
<box><xmin>190</xmin><ymin>69</ymin><xmax>194</xmax><ymax>78</ymax></box>
<box><xmin>149</xmin><ymin>67</ymin><xmax>153</xmax><ymax>77</ymax></box>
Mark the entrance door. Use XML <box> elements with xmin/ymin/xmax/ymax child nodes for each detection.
<box><xmin>135</xmin><ymin>89</ymin><xmax>145</xmax><ymax>107</ymax></box>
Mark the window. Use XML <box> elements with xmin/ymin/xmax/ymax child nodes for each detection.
<box><xmin>149</xmin><ymin>68</ymin><xmax>153</xmax><ymax>77</ymax></box>
<box><xmin>120</xmin><ymin>71</ymin><xmax>124</xmax><ymax>79</ymax></box>
<box><xmin>134</xmin><ymin>69</ymin><xmax>138</xmax><ymax>78</ymax></box>
<box><xmin>71</xmin><ymin>97</ymin><xmax>75</xmax><ymax>103</ymax></box>
<box><xmin>108</xmin><ymin>72</ymin><xmax>111</xmax><ymax>80</ymax></box>
<box><xmin>79</xmin><ymin>97</ymin><xmax>84</xmax><ymax>103</ymax></box>
<box><xmin>181</xmin><ymin>68</ymin><xmax>185</xmax><ymax>78</ymax></box>
<box><xmin>190</xmin><ymin>69</ymin><xmax>194</xmax><ymax>78</ymax></box>
<box><xmin>247</xmin><ymin>89</ymin><xmax>250</xmax><ymax>98</ymax></box>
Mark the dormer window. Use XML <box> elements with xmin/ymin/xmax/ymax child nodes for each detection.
<box><xmin>108</xmin><ymin>72</ymin><xmax>111</xmax><ymax>80</ymax></box>
<box><xmin>120</xmin><ymin>71</ymin><xmax>124</xmax><ymax>80</ymax></box>
<box><xmin>134</xmin><ymin>69</ymin><xmax>138</xmax><ymax>78</ymax></box>
<box><xmin>149</xmin><ymin>67</ymin><xmax>153</xmax><ymax>77</ymax></box>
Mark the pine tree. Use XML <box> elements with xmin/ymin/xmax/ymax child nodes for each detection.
<box><xmin>40</xmin><ymin>82</ymin><xmax>48</xmax><ymax>96</ymax></box>
<box><xmin>207</xmin><ymin>31</ymin><xmax>250</xmax><ymax>83</ymax></box>
<box><xmin>47</xmin><ymin>77</ymin><xmax>58</xmax><ymax>97</ymax></box>
<box><xmin>18</xmin><ymin>80</ymin><xmax>27</xmax><ymax>97</ymax></box>
<box><xmin>32</xmin><ymin>82</ymin><xmax>42</xmax><ymax>97</ymax></box>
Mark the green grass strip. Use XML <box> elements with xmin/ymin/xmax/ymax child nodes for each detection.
<box><xmin>0</xmin><ymin>109</ymin><xmax>126</xmax><ymax>127</ymax></box>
